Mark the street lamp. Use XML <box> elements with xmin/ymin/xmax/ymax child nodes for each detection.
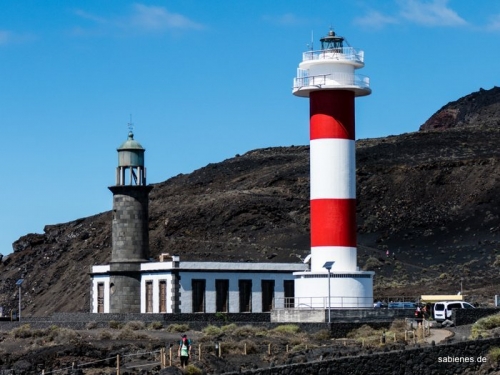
<box><xmin>323</xmin><ymin>261</ymin><xmax>335</xmax><ymax>324</ymax></box>
<box><xmin>16</xmin><ymin>279</ymin><xmax>24</xmax><ymax>322</ymax></box>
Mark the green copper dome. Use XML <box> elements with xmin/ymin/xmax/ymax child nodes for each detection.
<box><xmin>117</xmin><ymin>131</ymin><xmax>145</xmax><ymax>151</ymax></box>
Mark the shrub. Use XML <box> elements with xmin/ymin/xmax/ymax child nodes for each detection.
<box><xmin>240</xmin><ymin>339</ymin><xmax>258</xmax><ymax>354</ymax></box>
<box><xmin>109</xmin><ymin>320</ymin><xmax>124</xmax><ymax>329</ymax></box>
<box><xmin>86</xmin><ymin>321</ymin><xmax>98</xmax><ymax>330</ymax></box>
<box><xmin>488</xmin><ymin>347</ymin><xmax>500</xmax><ymax>362</ymax></box>
<box><xmin>100</xmin><ymin>330</ymin><xmax>113</xmax><ymax>340</ymax></box>
<box><xmin>221</xmin><ymin>323</ymin><xmax>238</xmax><ymax>334</ymax></box>
<box><xmin>166</xmin><ymin>323</ymin><xmax>190</xmax><ymax>333</ymax></box>
<box><xmin>271</xmin><ymin>325</ymin><xmax>300</xmax><ymax>336</ymax></box>
<box><xmin>48</xmin><ymin>328</ymin><xmax>79</xmax><ymax>345</ymax></box>
<box><xmin>363</xmin><ymin>256</ymin><xmax>383</xmax><ymax>271</ymax></box>
<box><xmin>148</xmin><ymin>321</ymin><xmax>163</xmax><ymax>330</ymax></box>
<box><xmin>116</xmin><ymin>328</ymin><xmax>137</xmax><ymax>340</ymax></box>
<box><xmin>202</xmin><ymin>325</ymin><xmax>222</xmax><ymax>337</ymax></box>
<box><xmin>313</xmin><ymin>329</ymin><xmax>331</xmax><ymax>341</ymax></box>
<box><xmin>185</xmin><ymin>364</ymin><xmax>203</xmax><ymax>375</ymax></box>
<box><xmin>11</xmin><ymin>324</ymin><xmax>35</xmax><ymax>339</ymax></box>
<box><xmin>233</xmin><ymin>325</ymin><xmax>263</xmax><ymax>337</ymax></box>
<box><xmin>471</xmin><ymin>314</ymin><xmax>500</xmax><ymax>339</ymax></box>
<box><xmin>123</xmin><ymin>321</ymin><xmax>145</xmax><ymax>331</ymax></box>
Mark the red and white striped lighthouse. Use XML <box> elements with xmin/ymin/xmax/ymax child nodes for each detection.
<box><xmin>293</xmin><ymin>29</ymin><xmax>374</xmax><ymax>308</ymax></box>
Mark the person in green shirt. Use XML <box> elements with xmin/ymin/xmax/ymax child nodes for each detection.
<box><xmin>178</xmin><ymin>334</ymin><xmax>192</xmax><ymax>369</ymax></box>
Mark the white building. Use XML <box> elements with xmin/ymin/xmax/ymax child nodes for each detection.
<box><xmin>90</xmin><ymin>255</ymin><xmax>308</xmax><ymax>313</ymax></box>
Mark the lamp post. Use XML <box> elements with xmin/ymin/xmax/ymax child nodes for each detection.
<box><xmin>16</xmin><ymin>279</ymin><xmax>24</xmax><ymax>322</ymax></box>
<box><xmin>323</xmin><ymin>262</ymin><xmax>334</xmax><ymax>324</ymax></box>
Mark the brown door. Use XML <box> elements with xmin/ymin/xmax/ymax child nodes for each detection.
<box><xmin>159</xmin><ymin>281</ymin><xmax>167</xmax><ymax>313</ymax></box>
<box><xmin>97</xmin><ymin>283</ymin><xmax>104</xmax><ymax>313</ymax></box>
<box><xmin>146</xmin><ymin>281</ymin><xmax>153</xmax><ymax>313</ymax></box>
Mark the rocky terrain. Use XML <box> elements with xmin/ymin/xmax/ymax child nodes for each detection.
<box><xmin>1</xmin><ymin>86</ymin><xmax>500</xmax><ymax>316</ymax></box>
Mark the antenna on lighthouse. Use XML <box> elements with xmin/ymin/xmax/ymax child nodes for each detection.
<box><xmin>128</xmin><ymin>114</ymin><xmax>134</xmax><ymax>134</ymax></box>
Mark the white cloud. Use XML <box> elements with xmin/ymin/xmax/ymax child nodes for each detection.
<box><xmin>353</xmin><ymin>10</ymin><xmax>399</xmax><ymax>29</ymax></box>
<box><xmin>0</xmin><ymin>30</ymin><xmax>35</xmax><ymax>45</ymax></box>
<box><xmin>397</xmin><ymin>0</ymin><xmax>467</xmax><ymax>27</ymax></box>
<box><xmin>128</xmin><ymin>4</ymin><xmax>204</xmax><ymax>31</ymax></box>
<box><xmin>262</xmin><ymin>13</ymin><xmax>307</xmax><ymax>26</ymax></box>
<box><xmin>72</xmin><ymin>3</ymin><xmax>204</xmax><ymax>36</ymax></box>
<box><xmin>485</xmin><ymin>13</ymin><xmax>500</xmax><ymax>31</ymax></box>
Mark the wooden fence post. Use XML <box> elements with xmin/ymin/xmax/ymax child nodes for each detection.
<box><xmin>268</xmin><ymin>343</ymin><xmax>271</xmax><ymax>355</ymax></box>
<box><xmin>169</xmin><ymin>347</ymin><xmax>172</xmax><ymax>366</ymax></box>
<box><xmin>244</xmin><ymin>343</ymin><xmax>247</xmax><ymax>355</ymax></box>
<box><xmin>198</xmin><ymin>343</ymin><xmax>201</xmax><ymax>361</ymax></box>
<box><xmin>116</xmin><ymin>354</ymin><xmax>120</xmax><ymax>375</ymax></box>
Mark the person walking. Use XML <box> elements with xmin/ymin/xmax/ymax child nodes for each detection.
<box><xmin>178</xmin><ymin>334</ymin><xmax>192</xmax><ymax>369</ymax></box>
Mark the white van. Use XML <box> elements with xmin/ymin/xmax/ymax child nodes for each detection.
<box><xmin>433</xmin><ymin>301</ymin><xmax>475</xmax><ymax>322</ymax></box>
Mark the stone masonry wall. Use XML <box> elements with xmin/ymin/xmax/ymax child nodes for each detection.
<box><xmin>453</xmin><ymin>308</ymin><xmax>500</xmax><ymax>326</ymax></box>
<box><xmin>224</xmin><ymin>337</ymin><xmax>500</xmax><ymax>375</ymax></box>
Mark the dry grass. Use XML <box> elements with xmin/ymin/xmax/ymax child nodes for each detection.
<box><xmin>471</xmin><ymin>313</ymin><xmax>500</xmax><ymax>339</ymax></box>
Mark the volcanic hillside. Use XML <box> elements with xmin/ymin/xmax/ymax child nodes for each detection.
<box><xmin>1</xmin><ymin>86</ymin><xmax>500</xmax><ymax>316</ymax></box>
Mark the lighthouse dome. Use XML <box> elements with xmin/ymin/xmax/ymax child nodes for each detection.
<box><xmin>117</xmin><ymin>131</ymin><xmax>145</xmax><ymax>167</ymax></box>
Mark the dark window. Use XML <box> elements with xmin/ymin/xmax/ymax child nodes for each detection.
<box><xmin>159</xmin><ymin>280</ymin><xmax>167</xmax><ymax>313</ymax></box>
<box><xmin>261</xmin><ymin>280</ymin><xmax>275</xmax><ymax>312</ymax></box>
<box><xmin>97</xmin><ymin>283</ymin><xmax>104</xmax><ymax>313</ymax></box>
<box><xmin>216</xmin><ymin>280</ymin><xmax>229</xmax><ymax>313</ymax></box>
<box><xmin>192</xmin><ymin>279</ymin><xmax>206</xmax><ymax>313</ymax></box>
<box><xmin>284</xmin><ymin>280</ymin><xmax>295</xmax><ymax>308</ymax></box>
<box><xmin>239</xmin><ymin>280</ymin><xmax>252</xmax><ymax>312</ymax></box>
<box><xmin>146</xmin><ymin>281</ymin><xmax>153</xmax><ymax>313</ymax></box>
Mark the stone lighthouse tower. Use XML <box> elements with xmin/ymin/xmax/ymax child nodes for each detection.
<box><xmin>292</xmin><ymin>29</ymin><xmax>374</xmax><ymax>308</ymax></box>
<box><xmin>108</xmin><ymin>129</ymin><xmax>152</xmax><ymax>313</ymax></box>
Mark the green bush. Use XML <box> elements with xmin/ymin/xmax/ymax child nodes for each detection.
<box><xmin>11</xmin><ymin>324</ymin><xmax>35</xmax><ymax>338</ymax></box>
<box><xmin>86</xmin><ymin>321</ymin><xmax>98</xmax><ymax>330</ymax></box>
<box><xmin>471</xmin><ymin>314</ymin><xmax>500</xmax><ymax>339</ymax></box>
<box><xmin>185</xmin><ymin>364</ymin><xmax>203</xmax><ymax>375</ymax></box>
<box><xmin>166</xmin><ymin>323</ymin><xmax>190</xmax><ymax>333</ymax></box>
<box><xmin>109</xmin><ymin>320</ymin><xmax>124</xmax><ymax>329</ymax></box>
<box><xmin>313</xmin><ymin>329</ymin><xmax>331</xmax><ymax>341</ymax></box>
<box><xmin>221</xmin><ymin>323</ymin><xmax>238</xmax><ymax>333</ymax></box>
<box><xmin>123</xmin><ymin>321</ymin><xmax>145</xmax><ymax>331</ymax></box>
<box><xmin>116</xmin><ymin>328</ymin><xmax>137</xmax><ymax>340</ymax></box>
<box><xmin>202</xmin><ymin>325</ymin><xmax>222</xmax><ymax>336</ymax></box>
<box><xmin>488</xmin><ymin>347</ymin><xmax>500</xmax><ymax>362</ymax></box>
<box><xmin>233</xmin><ymin>325</ymin><xmax>264</xmax><ymax>337</ymax></box>
<box><xmin>271</xmin><ymin>325</ymin><xmax>301</xmax><ymax>335</ymax></box>
<box><xmin>148</xmin><ymin>321</ymin><xmax>163</xmax><ymax>330</ymax></box>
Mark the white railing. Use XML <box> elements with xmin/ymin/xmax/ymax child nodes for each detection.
<box><xmin>276</xmin><ymin>296</ymin><xmax>374</xmax><ymax>309</ymax></box>
<box><xmin>302</xmin><ymin>47</ymin><xmax>364</xmax><ymax>64</ymax></box>
<box><xmin>293</xmin><ymin>72</ymin><xmax>370</xmax><ymax>90</ymax></box>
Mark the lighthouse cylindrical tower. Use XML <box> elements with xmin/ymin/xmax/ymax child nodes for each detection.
<box><xmin>108</xmin><ymin>130</ymin><xmax>152</xmax><ymax>313</ymax></box>
<box><xmin>292</xmin><ymin>29</ymin><xmax>374</xmax><ymax>309</ymax></box>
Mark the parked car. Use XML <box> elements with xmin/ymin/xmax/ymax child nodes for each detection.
<box><xmin>433</xmin><ymin>301</ymin><xmax>475</xmax><ymax>322</ymax></box>
<box><xmin>388</xmin><ymin>302</ymin><xmax>416</xmax><ymax>309</ymax></box>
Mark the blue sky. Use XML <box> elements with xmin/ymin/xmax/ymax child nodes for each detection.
<box><xmin>1</xmin><ymin>0</ymin><xmax>500</xmax><ymax>255</ymax></box>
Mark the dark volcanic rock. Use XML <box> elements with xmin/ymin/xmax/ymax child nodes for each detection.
<box><xmin>1</xmin><ymin>88</ymin><xmax>500</xmax><ymax>316</ymax></box>
<box><xmin>420</xmin><ymin>86</ymin><xmax>500</xmax><ymax>131</ymax></box>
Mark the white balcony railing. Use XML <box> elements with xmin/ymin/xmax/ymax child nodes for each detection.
<box><xmin>302</xmin><ymin>47</ymin><xmax>364</xmax><ymax>64</ymax></box>
<box><xmin>276</xmin><ymin>296</ymin><xmax>374</xmax><ymax>309</ymax></box>
<box><xmin>293</xmin><ymin>72</ymin><xmax>370</xmax><ymax>90</ymax></box>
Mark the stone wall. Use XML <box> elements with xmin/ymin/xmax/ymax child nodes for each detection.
<box><xmin>224</xmin><ymin>337</ymin><xmax>500</xmax><ymax>375</ymax></box>
<box><xmin>453</xmin><ymin>308</ymin><xmax>500</xmax><ymax>326</ymax></box>
<box><xmin>0</xmin><ymin>313</ymin><xmax>391</xmax><ymax>337</ymax></box>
